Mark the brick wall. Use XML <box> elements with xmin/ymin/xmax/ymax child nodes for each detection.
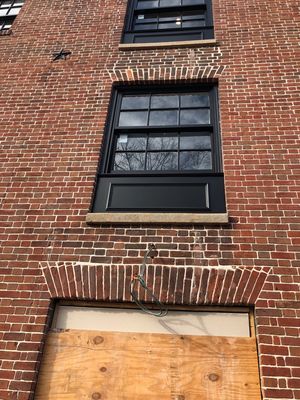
<box><xmin>0</xmin><ymin>0</ymin><xmax>299</xmax><ymax>399</ymax></box>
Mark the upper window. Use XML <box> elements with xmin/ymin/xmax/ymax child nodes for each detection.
<box><xmin>122</xmin><ymin>0</ymin><xmax>213</xmax><ymax>43</ymax></box>
<box><xmin>0</xmin><ymin>0</ymin><xmax>24</xmax><ymax>31</ymax></box>
<box><xmin>92</xmin><ymin>85</ymin><xmax>226</xmax><ymax>214</ymax></box>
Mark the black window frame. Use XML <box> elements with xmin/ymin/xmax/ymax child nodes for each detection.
<box><xmin>92</xmin><ymin>84</ymin><xmax>226</xmax><ymax>214</ymax></box>
<box><xmin>122</xmin><ymin>0</ymin><xmax>213</xmax><ymax>44</ymax></box>
<box><xmin>0</xmin><ymin>0</ymin><xmax>24</xmax><ymax>32</ymax></box>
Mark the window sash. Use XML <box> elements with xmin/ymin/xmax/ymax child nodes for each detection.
<box><xmin>100</xmin><ymin>86</ymin><xmax>221</xmax><ymax>175</ymax></box>
<box><xmin>122</xmin><ymin>0</ymin><xmax>213</xmax><ymax>43</ymax></box>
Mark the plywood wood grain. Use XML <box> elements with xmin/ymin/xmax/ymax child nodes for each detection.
<box><xmin>34</xmin><ymin>330</ymin><xmax>261</xmax><ymax>400</ymax></box>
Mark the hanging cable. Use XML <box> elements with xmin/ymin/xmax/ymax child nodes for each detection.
<box><xmin>130</xmin><ymin>243</ymin><xmax>168</xmax><ymax>317</ymax></box>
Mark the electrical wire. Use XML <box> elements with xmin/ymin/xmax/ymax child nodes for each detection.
<box><xmin>130</xmin><ymin>244</ymin><xmax>168</xmax><ymax>317</ymax></box>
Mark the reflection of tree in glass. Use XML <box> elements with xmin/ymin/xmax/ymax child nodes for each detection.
<box><xmin>180</xmin><ymin>151</ymin><xmax>211</xmax><ymax>170</ymax></box>
<box><xmin>147</xmin><ymin>152</ymin><xmax>177</xmax><ymax>170</ymax></box>
<box><xmin>117</xmin><ymin>136</ymin><xmax>147</xmax><ymax>152</ymax></box>
<box><xmin>148</xmin><ymin>136</ymin><xmax>178</xmax><ymax>150</ymax></box>
<box><xmin>114</xmin><ymin>152</ymin><xmax>145</xmax><ymax>171</ymax></box>
<box><xmin>147</xmin><ymin>136</ymin><xmax>178</xmax><ymax>170</ymax></box>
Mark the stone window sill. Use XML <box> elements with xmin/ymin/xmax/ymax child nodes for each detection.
<box><xmin>119</xmin><ymin>39</ymin><xmax>218</xmax><ymax>51</ymax></box>
<box><xmin>86</xmin><ymin>212</ymin><xmax>228</xmax><ymax>225</ymax></box>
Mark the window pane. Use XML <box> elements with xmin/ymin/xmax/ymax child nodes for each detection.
<box><xmin>147</xmin><ymin>152</ymin><xmax>177</xmax><ymax>170</ymax></box>
<box><xmin>136</xmin><ymin>15</ymin><xmax>157</xmax><ymax>23</ymax></box>
<box><xmin>119</xmin><ymin>111</ymin><xmax>148</xmax><ymax>126</ymax></box>
<box><xmin>182</xmin><ymin>12</ymin><xmax>205</xmax><ymax>20</ymax></box>
<box><xmin>149</xmin><ymin>110</ymin><xmax>178</xmax><ymax>125</ymax></box>
<box><xmin>180</xmin><ymin>135</ymin><xmax>211</xmax><ymax>150</ymax></box>
<box><xmin>8</xmin><ymin>7</ymin><xmax>21</xmax><ymax>15</ymax></box>
<box><xmin>137</xmin><ymin>0</ymin><xmax>159</xmax><ymax>9</ymax></box>
<box><xmin>181</xmin><ymin>94</ymin><xmax>210</xmax><ymax>107</ymax></box>
<box><xmin>0</xmin><ymin>1</ymin><xmax>11</xmax><ymax>7</ymax></box>
<box><xmin>3</xmin><ymin>23</ymin><xmax>12</xmax><ymax>29</ymax></box>
<box><xmin>159</xmin><ymin>13</ymin><xmax>180</xmax><ymax>22</ymax></box>
<box><xmin>180</xmin><ymin>109</ymin><xmax>210</xmax><ymax>125</ymax></box>
<box><xmin>182</xmin><ymin>0</ymin><xmax>205</xmax><ymax>5</ymax></box>
<box><xmin>151</xmin><ymin>95</ymin><xmax>179</xmax><ymax>109</ymax></box>
<box><xmin>180</xmin><ymin>151</ymin><xmax>212</xmax><ymax>170</ymax></box>
<box><xmin>0</xmin><ymin>9</ymin><xmax>8</xmax><ymax>15</ymax></box>
<box><xmin>148</xmin><ymin>135</ymin><xmax>178</xmax><ymax>150</ymax></box>
<box><xmin>113</xmin><ymin>153</ymin><xmax>145</xmax><ymax>171</ymax></box>
<box><xmin>134</xmin><ymin>23</ymin><xmax>157</xmax><ymax>30</ymax></box>
<box><xmin>182</xmin><ymin>20</ymin><xmax>205</xmax><ymax>28</ymax></box>
<box><xmin>121</xmin><ymin>96</ymin><xmax>149</xmax><ymax>110</ymax></box>
<box><xmin>158</xmin><ymin>21</ymin><xmax>179</xmax><ymax>29</ymax></box>
<box><xmin>116</xmin><ymin>135</ymin><xmax>147</xmax><ymax>151</ymax></box>
<box><xmin>160</xmin><ymin>0</ymin><xmax>181</xmax><ymax>6</ymax></box>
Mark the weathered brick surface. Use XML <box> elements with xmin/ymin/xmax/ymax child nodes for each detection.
<box><xmin>0</xmin><ymin>0</ymin><xmax>299</xmax><ymax>399</ymax></box>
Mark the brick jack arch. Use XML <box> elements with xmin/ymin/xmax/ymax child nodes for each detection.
<box><xmin>106</xmin><ymin>65</ymin><xmax>225</xmax><ymax>83</ymax></box>
<box><xmin>41</xmin><ymin>263</ymin><xmax>270</xmax><ymax>306</ymax></box>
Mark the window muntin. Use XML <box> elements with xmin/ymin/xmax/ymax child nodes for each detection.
<box><xmin>0</xmin><ymin>0</ymin><xmax>24</xmax><ymax>31</ymax></box>
<box><xmin>102</xmin><ymin>87</ymin><xmax>219</xmax><ymax>175</ymax></box>
<box><xmin>123</xmin><ymin>0</ymin><xmax>213</xmax><ymax>43</ymax></box>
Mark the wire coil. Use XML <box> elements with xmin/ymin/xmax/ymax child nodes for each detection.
<box><xmin>130</xmin><ymin>244</ymin><xmax>168</xmax><ymax>317</ymax></box>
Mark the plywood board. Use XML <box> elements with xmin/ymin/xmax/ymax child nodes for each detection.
<box><xmin>34</xmin><ymin>330</ymin><xmax>261</xmax><ymax>400</ymax></box>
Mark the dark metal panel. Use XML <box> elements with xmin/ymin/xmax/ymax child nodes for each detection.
<box><xmin>124</xmin><ymin>28</ymin><xmax>214</xmax><ymax>43</ymax></box>
<box><xmin>92</xmin><ymin>175</ymin><xmax>226</xmax><ymax>213</ymax></box>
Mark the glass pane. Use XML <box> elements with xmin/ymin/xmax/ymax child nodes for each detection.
<box><xmin>118</xmin><ymin>111</ymin><xmax>148</xmax><ymax>126</ymax></box>
<box><xmin>158</xmin><ymin>21</ymin><xmax>179</xmax><ymax>29</ymax></box>
<box><xmin>180</xmin><ymin>109</ymin><xmax>210</xmax><ymax>125</ymax></box>
<box><xmin>0</xmin><ymin>1</ymin><xmax>11</xmax><ymax>7</ymax></box>
<box><xmin>0</xmin><ymin>9</ymin><xmax>8</xmax><ymax>15</ymax></box>
<box><xmin>113</xmin><ymin>152</ymin><xmax>145</xmax><ymax>171</ymax></box>
<box><xmin>180</xmin><ymin>135</ymin><xmax>211</xmax><ymax>150</ymax></box>
<box><xmin>121</xmin><ymin>96</ymin><xmax>149</xmax><ymax>110</ymax></box>
<box><xmin>181</xmin><ymin>94</ymin><xmax>210</xmax><ymax>107</ymax></box>
<box><xmin>180</xmin><ymin>151</ymin><xmax>212</xmax><ymax>170</ymax></box>
<box><xmin>147</xmin><ymin>152</ymin><xmax>177</xmax><ymax>170</ymax></box>
<box><xmin>160</xmin><ymin>0</ymin><xmax>181</xmax><ymax>6</ymax></box>
<box><xmin>182</xmin><ymin>12</ymin><xmax>205</xmax><ymax>20</ymax></box>
<box><xmin>151</xmin><ymin>95</ymin><xmax>179</xmax><ymax>109</ymax></box>
<box><xmin>182</xmin><ymin>0</ymin><xmax>205</xmax><ymax>5</ymax></box>
<box><xmin>137</xmin><ymin>0</ymin><xmax>159</xmax><ymax>9</ymax></box>
<box><xmin>116</xmin><ymin>135</ymin><xmax>147</xmax><ymax>151</ymax></box>
<box><xmin>149</xmin><ymin>110</ymin><xmax>178</xmax><ymax>126</ymax></box>
<box><xmin>182</xmin><ymin>20</ymin><xmax>205</xmax><ymax>28</ymax></box>
<box><xmin>134</xmin><ymin>23</ymin><xmax>157</xmax><ymax>30</ymax></box>
<box><xmin>3</xmin><ymin>23</ymin><xmax>12</xmax><ymax>29</ymax></box>
<box><xmin>159</xmin><ymin>13</ymin><xmax>180</xmax><ymax>21</ymax></box>
<box><xmin>136</xmin><ymin>15</ymin><xmax>157</xmax><ymax>23</ymax></box>
<box><xmin>148</xmin><ymin>135</ymin><xmax>178</xmax><ymax>150</ymax></box>
<box><xmin>8</xmin><ymin>7</ymin><xmax>21</xmax><ymax>15</ymax></box>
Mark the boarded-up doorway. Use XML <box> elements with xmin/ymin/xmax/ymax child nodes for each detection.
<box><xmin>35</xmin><ymin>304</ymin><xmax>261</xmax><ymax>400</ymax></box>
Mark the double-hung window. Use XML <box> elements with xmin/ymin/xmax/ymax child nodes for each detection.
<box><xmin>122</xmin><ymin>0</ymin><xmax>213</xmax><ymax>43</ymax></box>
<box><xmin>92</xmin><ymin>85</ymin><xmax>226</xmax><ymax>215</ymax></box>
<box><xmin>0</xmin><ymin>0</ymin><xmax>24</xmax><ymax>31</ymax></box>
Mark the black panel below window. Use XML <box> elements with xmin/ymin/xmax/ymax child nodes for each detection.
<box><xmin>124</xmin><ymin>29</ymin><xmax>214</xmax><ymax>43</ymax></box>
<box><xmin>93</xmin><ymin>175</ymin><xmax>226</xmax><ymax>213</ymax></box>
